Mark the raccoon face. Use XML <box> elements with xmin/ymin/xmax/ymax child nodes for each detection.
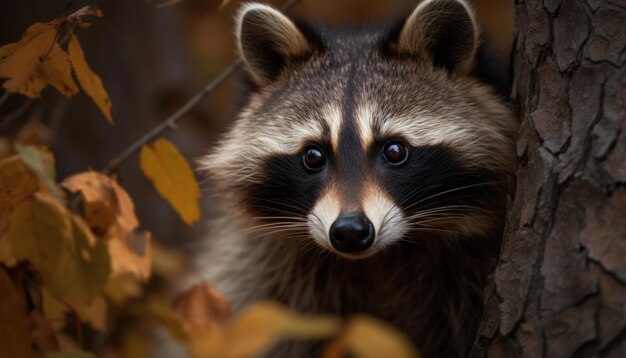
<box><xmin>203</xmin><ymin>0</ymin><xmax>517</xmax><ymax>259</ymax></box>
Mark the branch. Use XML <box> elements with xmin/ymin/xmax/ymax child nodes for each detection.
<box><xmin>103</xmin><ymin>0</ymin><xmax>305</xmax><ymax>174</ymax></box>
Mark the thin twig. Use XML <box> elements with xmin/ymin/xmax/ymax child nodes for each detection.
<box><xmin>103</xmin><ymin>0</ymin><xmax>305</xmax><ymax>174</ymax></box>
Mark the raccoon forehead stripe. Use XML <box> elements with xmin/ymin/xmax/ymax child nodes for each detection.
<box><xmin>355</xmin><ymin>104</ymin><xmax>376</xmax><ymax>149</ymax></box>
<box><xmin>322</xmin><ymin>105</ymin><xmax>343</xmax><ymax>150</ymax></box>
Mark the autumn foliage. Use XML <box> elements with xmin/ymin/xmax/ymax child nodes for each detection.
<box><xmin>0</xmin><ymin>3</ymin><xmax>419</xmax><ymax>358</ymax></box>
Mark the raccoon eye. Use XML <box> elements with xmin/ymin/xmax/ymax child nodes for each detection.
<box><xmin>382</xmin><ymin>140</ymin><xmax>408</xmax><ymax>165</ymax></box>
<box><xmin>303</xmin><ymin>146</ymin><xmax>326</xmax><ymax>171</ymax></box>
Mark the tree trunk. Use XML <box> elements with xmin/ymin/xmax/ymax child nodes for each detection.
<box><xmin>472</xmin><ymin>0</ymin><xmax>626</xmax><ymax>357</ymax></box>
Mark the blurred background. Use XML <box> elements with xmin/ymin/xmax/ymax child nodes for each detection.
<box><xmin>0</xmin><ymin>0</ymin><xmax>513</xmax><ymax>255</ymax></box>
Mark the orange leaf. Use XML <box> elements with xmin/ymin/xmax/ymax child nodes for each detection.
<box><xmin>140</xmin><ymin>139</ymin><xmax>201</xmax><ymax>225</ymax></box>
<box><xmin>0</xmin><ymin>23</ymin><xmax>78</xmax><ymax>97</ymax></box>
<box><xmin>172</xmin><ymin>283</ymin><xmax>232</xmax><ymax>338</ymax></box>
<box><xmin>62</xmin><ymin>171</ymin><xmax>152</xmax><ymax>281</ymax></box>
<box><xmin>68</xmin><ymin>34</ymin><xmax>112</xmax><ymax>124</ymax></box>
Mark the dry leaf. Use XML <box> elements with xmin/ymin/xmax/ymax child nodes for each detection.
<box><xmin>151</xmin><ymin>242</ymin><xmax>185</xmax><ymax>278</ymax></box>
<box><xmin>68</xmin><ymin>34</ymin><xmax>112</xmax><ymax>124</ymax></box>
<box><xmin>140</xmin><ymin>138</ymin><xmax>201</xmax><ymax>225</ymax></box>
<box><xmin>15</xmin><ymin>144</ymin><xmax>61</xmax><ymax>201</ymax></box>
<box><xmin>0</xmin><ymin>23</ymin><xmax>79</xmax><ymax>97</ymax></box>
<box><xmin>0</xmin><ymin>154</ymin><xmax>40</xmax><ymax>236</ymax></box>
<box><xmin>62</xmin><ymin>172</ymin><xmax>152</xmax><ymax>281</ymax></box>
<box><xmin>15</xmin><ymin>120</ymin><xmax>52</xmax><ymax>146</ymax></box>
<box><xmin>30</xmin><ymin>310</ymin><xmax>60</xmax><ymax>354</ymax></box>
<box><xmin>323</xmin><ymin>316</ymin><xmax>419</xmax><ymax>358</ymax></box>
<box><xmin>44</xmin><ymin>289</ymin><xmax>108</xmax><ymax>332</ymax></box>
<box><xmin>3</xmin><ymin>192</ymin><xmax>111</xmax><ymax>304</ymax></box>
<box><xmin>172</xmin><ymin>283</ymin><xmax>231</xmax><ymax>339</ymax></box>
<box><xmin>198</xmin><ymin>301</ymin><xmax>341</xmax><ymax>357</ymax></box>
<box><xmin>104</xmin><ymin>276</ymin><xmax>143</xmax><ymax>305</ymax></box>
<box><xmin>0</xmin><ymin>268</ymin><xmax>38</xmax><ymax>358</ymax></box>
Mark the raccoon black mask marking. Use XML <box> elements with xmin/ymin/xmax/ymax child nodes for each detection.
<box><xmin>199</xmin><ymin>0</ymin><xmax>518</xmax><ymax>356</ymax></box>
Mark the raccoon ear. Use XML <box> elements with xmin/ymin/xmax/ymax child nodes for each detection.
<box><xmin>393</xmin><ymin>0</ymin><xmax>478</xmax><ymax>75</ymax></box>
<box><xmin>236</xmin><ymin>3</ymin><xmax>313</xmax><ymax>86</ymax></box>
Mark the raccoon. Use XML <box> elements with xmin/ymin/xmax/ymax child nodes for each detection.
<box><xmin>197</xmin><ymin>0</ymin><xmax>518</xmax><ymax>356</ymax></box>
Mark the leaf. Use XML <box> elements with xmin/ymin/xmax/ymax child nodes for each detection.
<box><xmin>30</xmin><ymin>310</ymin><xmax>60</xmax><ymax>354</ymax></box>
<box><xmin>0</xmin><ymin>154</ymin><xmax>40</xmax><ymax>236</ymax></box>
<box><xmin>0</xmin><ymin>268</ymin><xmax>38</xmax><ymax>358</ymax></box>
<box><xmin>15</xmin><ymin>144</ymin><xmax>61</xmax><ymax>201</ymax></box>
<box><xmin>3</xmin><ymin>192</ymin><xmax>111</xmax><ymax>304</ymax></box>
<box><xmin>197</xmin><ymin>302</ymin><xmax>341</xmax><ymax>357</ymax></box>
<box><xmin>172</xmin><ymin>283</ymin><xmax>231</xmax><ymax>338</ymax></box>
<box><xmin>43</xmin><ymin>290</ymin><xmax>108</xmax><ymax>331</ymax></box>
<box><xmin>0</xmin><ymin>23</ymin><xmax>79</xmax><ymax>97</ymax></box>
<box><xmin>62</xmin><ymin>172</ymin><xmax>152</xmax><ymax>280</ymax></box>
<box><xmin>68</xmin><ymin>34</ymin><xmax>112</xmax><ymax>124</ymax></box>
<box><xmin>323</xmin><ymin>316</ymin><xmax>420</xmax><ymax>358</ymax></box>
<box><xmin>140</xmin><ymin>139</ymin><xmax>201</xmax><ymax>225</ymax></box>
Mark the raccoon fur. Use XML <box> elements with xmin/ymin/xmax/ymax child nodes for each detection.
<box><xmin>197</xmin><ymin>0</ymin><xmax>518</xmax><ymax>356</ymax></box>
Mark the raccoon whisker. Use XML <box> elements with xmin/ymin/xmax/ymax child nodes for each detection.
<box><xmin>248</xmin><ymin>204</ymin><xmax>308</xmax><ymax>217</ymax></box>
<box><xmin>248</xmin><ymin>197</ymin><xmax>310</xmax><ymax>214</ymax></box>
<box><xmin>244</xmin><ymin>224</ymin><xmax>309</xmax><ymax>235</ymax></box>
<box><xmin>249</xmin><ymin>216</ymin><xmax>309</xmax><ymax>221</ymax></box>
<box><xmin>403</xmin><ymin>205</ymin><xmax>485</xmax><ymax>220</ymax></box>
<box><xmin>250</xmin><ymin>228</ymin><xmax>310</xmax><ymax>238</ymax></box>
<box><xmin>246</xmin><ymin>198</ymin><xmax>307</xmax><ymax>215</ymax></box>
<box><xmin>396</xmin><ymin>171</ymin><xmax>480</xmax><ymax>207</ymax></box>
<box><xmin>402</xmin><ymin>182</ymin><xmax>499</xmax><ymax>212</ymax></box>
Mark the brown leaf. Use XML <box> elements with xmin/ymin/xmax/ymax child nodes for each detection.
<box><xmin>68</xmin><ymin>34</ymin><xmax>112</xmax><ymax>124</ymax></box>
<box><xmin>140</xmin><ymin>139</ymin><xmax>201</xmax><ymax>225</ymax></box>
<box><xmin>0</xmin><ymin>23</ymin><xmax>79</xmax><ymax>97</ymax></box>
<box><xmin>0</xmin><ymin>268</ymin><xmax>39</xmax><ymax>358</ymax></box>
<box><xmin>61</xmin><ymin>172</ymin><xmax>152</xmax><ymax>281</ymax></box>
<box><xmin>172</xmin><ymin>283</ymin><xmax>231</xmax><ymax>338</ymax></box>
<box><xmin>30</xmin><ymin>310</ymin><xmax>60</xmax><ymax>354</ymax></box>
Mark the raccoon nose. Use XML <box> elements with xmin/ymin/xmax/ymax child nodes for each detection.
<box><xmin>329</xmin><ymin>212</ymin><xmax>375</xmax><ymax>254</ymax></box>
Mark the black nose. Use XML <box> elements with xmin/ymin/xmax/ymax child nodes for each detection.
<box><xmin>329</xmin><ymin>212</ymin><xmax>375</xmax><ymax>254</ymax></box>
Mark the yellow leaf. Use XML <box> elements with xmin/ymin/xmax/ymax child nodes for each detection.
<box><xmin>68</xmin><ymin>34</ymin><xmax>112</xmax><ymax>124</ymax></box>
<box><xmin>15</xmin><ymin>144</ymin><xmax>61</xmax><ymax>201</ymax></box>
<box><xmin>62</xmin><ymin>172</ymin><xmax>152</xmax><ymax>281</ymax></box>
<box><xmin>140</xmin><ymin>139</ymin><xmax>201</xmax><ymax>225</ymax></box>
<box><xmin>3</xmin><ymin>193</ymin><xmax>111</xmax><ymax>304</ymax></box>
<box><xmin>323</xmin><ymin>316</ymin><xmax>420</xmax><ymax>358</ymax></box>
<box><xmin>199</xmin><ymin>302</ymin><xmax>341</xmax><ymax>357</ymax></box>
<box><xmin>0</xmin><ymin>154</ymin><xmax>40</xmax><ymax>235</ymax></box>
<box><xmin>0</xmin><ymin>268</ymin><xmax>38</xmax><ymax>358</ymax></box>
<box><xmin>44</xmin><ymin>290</ymin><xmax>108</xmax><ymax>331</ymax></box>
<box><xmin>0</xmin><ymin>23</ymin><xmax>79</xmax><ymax>97</ymax></box>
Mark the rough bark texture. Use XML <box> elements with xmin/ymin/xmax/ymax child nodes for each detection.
<box><xmin>471</xmin><ymin>0</ymin><xmax>626</xmax><ymax>357</ymax></box>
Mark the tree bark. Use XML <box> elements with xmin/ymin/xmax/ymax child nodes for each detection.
<box><xmin>472</xmin><ymin>0</ymin><xmax>626</xmax><ymax>357</ymax></box>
